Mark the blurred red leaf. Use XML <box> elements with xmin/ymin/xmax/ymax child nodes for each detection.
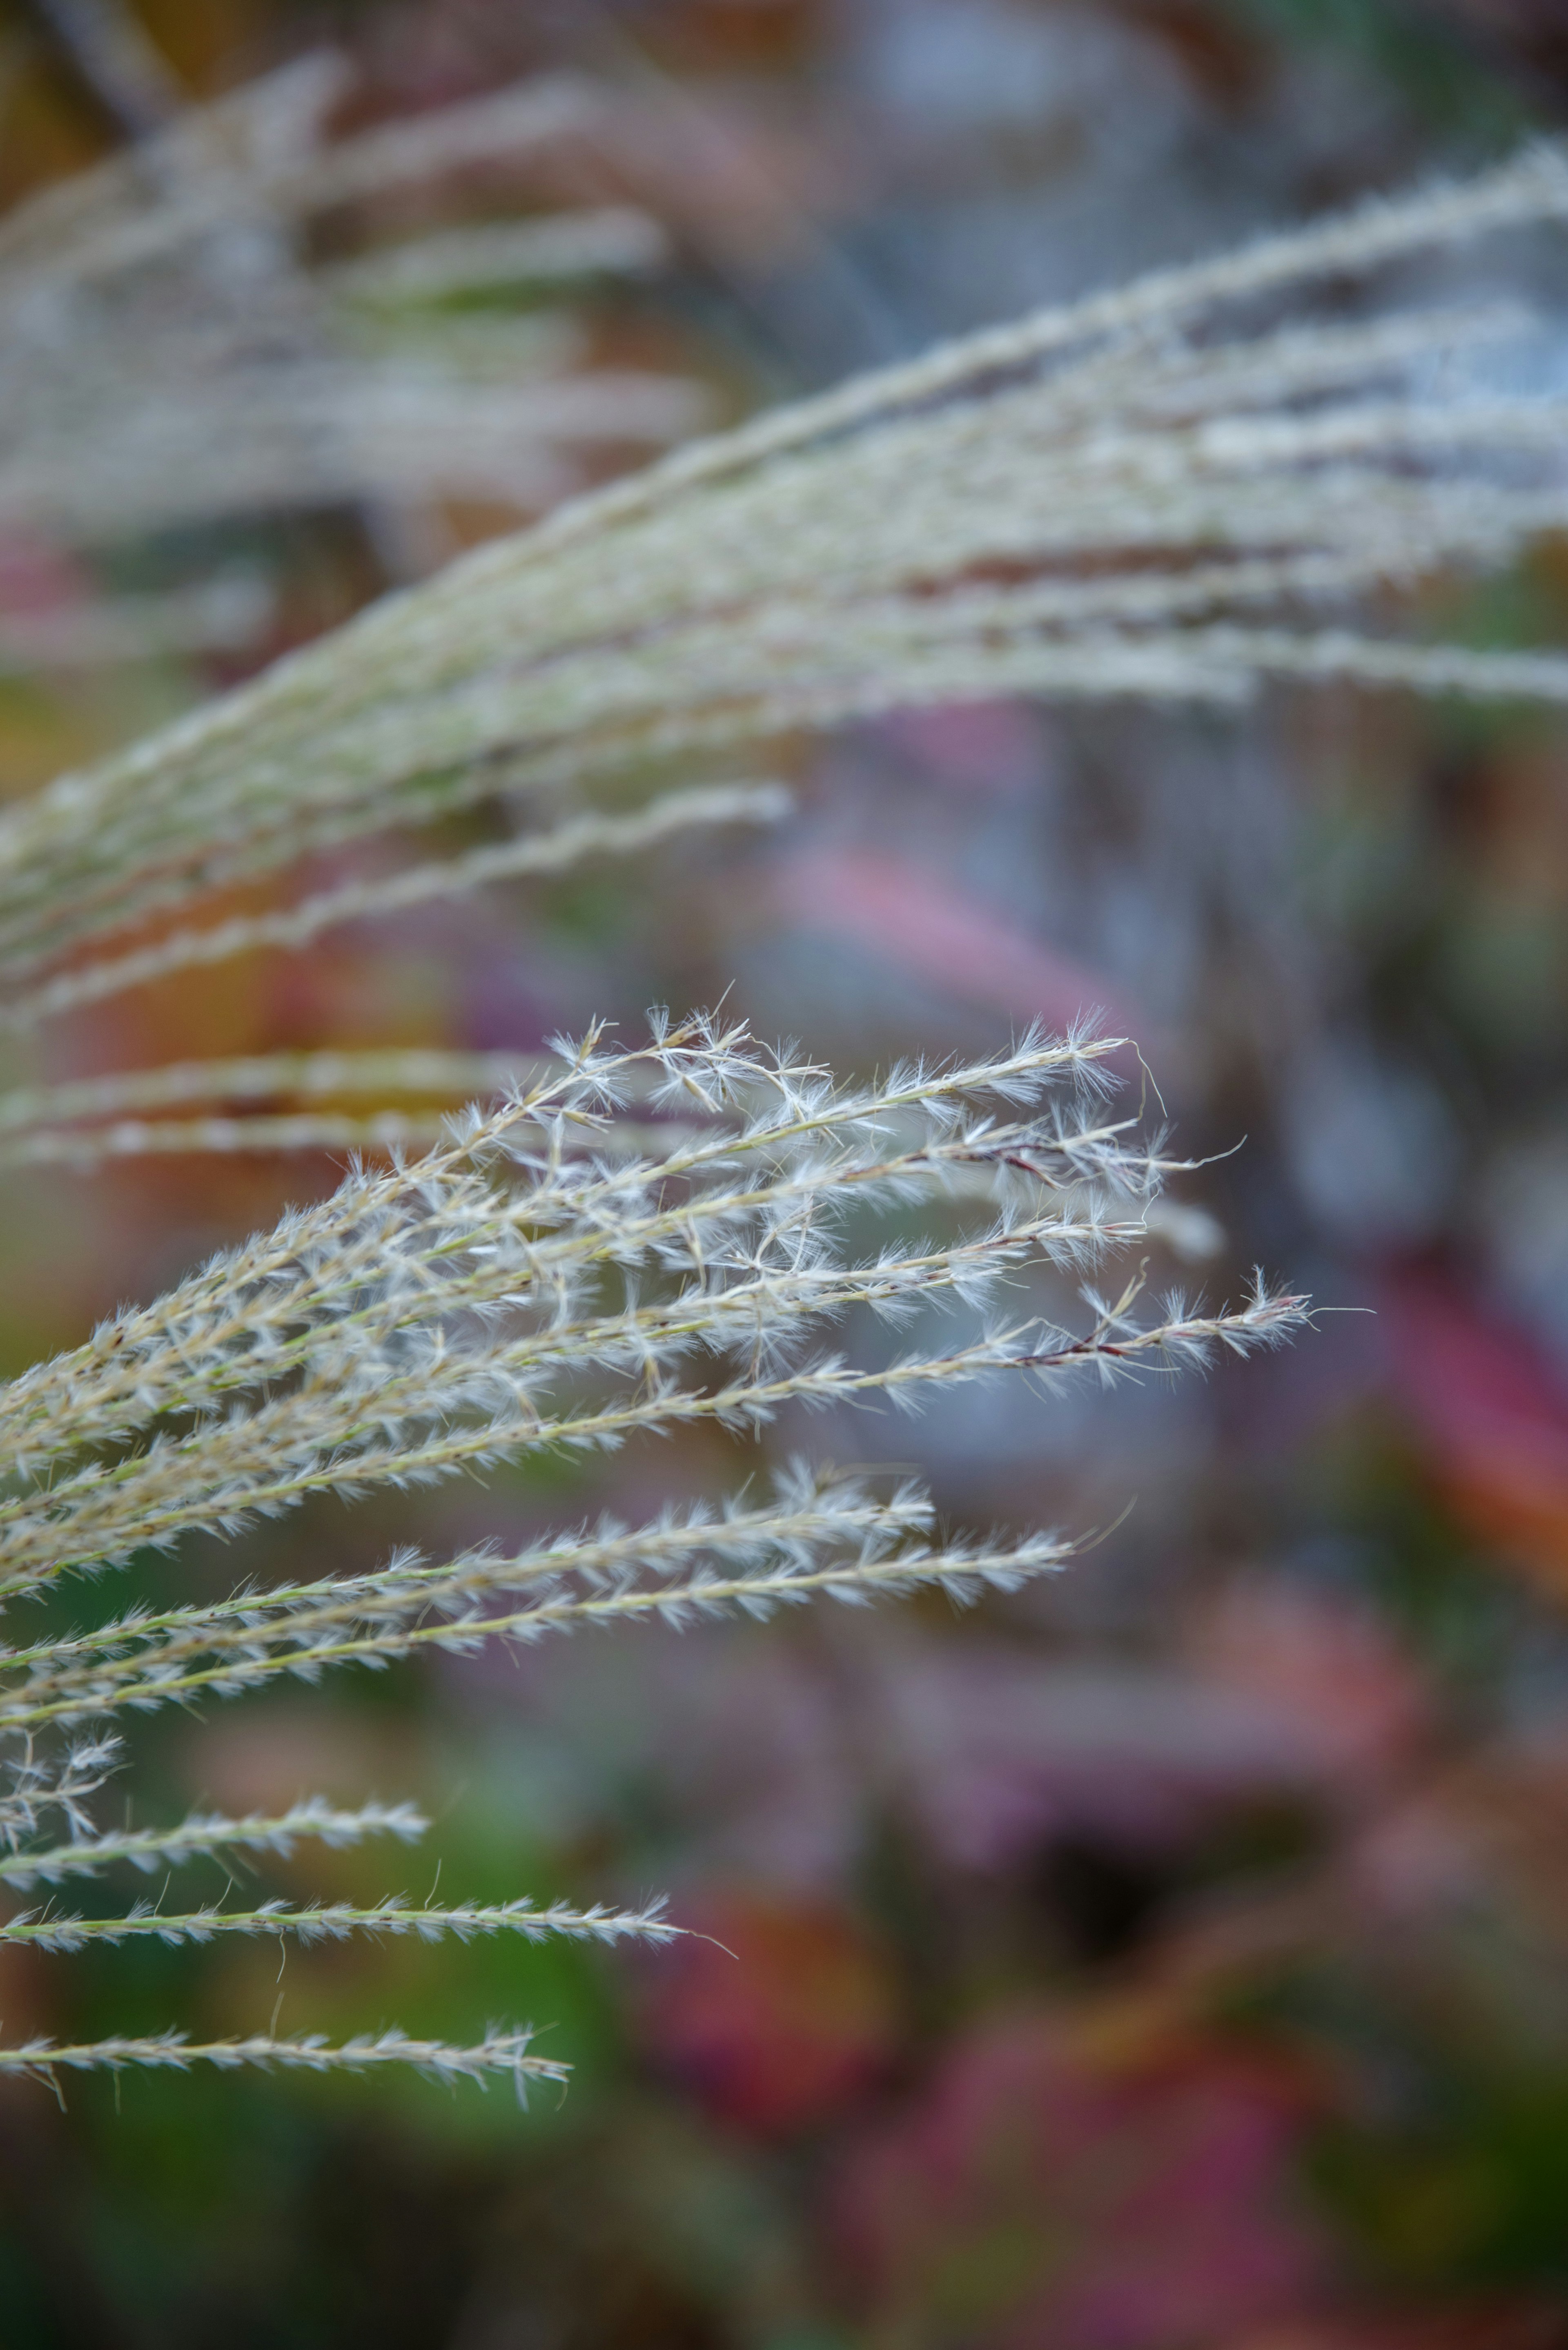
<box><xmin>634</xmin><ymin>1889</ymin><xmax>898</xmax><ymax>2136</ymax></box>
<box><xmin>1381</xmin><ymin>1272</ymin><xmax>1568</xmax><ymax>1596</ymax></box>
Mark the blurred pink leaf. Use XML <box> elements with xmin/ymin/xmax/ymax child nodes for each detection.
<box><xmin>833</xmin><ymin>2006</ymin><xmax>1327</xmax><ymax>2349</ymax></box>
<box><xmin>1193</xmin><ymin>1582</ymin><xmax>1429</xmax><ymax>1787</ymax></box>
<box><xmin>880</xmin><ymin>701</ymin><xmax>1044</xmax><ymax>795</ymax></box>
<box><xmin>770</xmin><ymin>846</ymin><xmax>1136</xmax><ymax>1035</ymax></box>
<box><xmin>0</xmin><ymin>530</ymin><xmax>88</xmax><ymax>616</ymax></box>
<box><xmin>862</xmin><ymin>1634</ymin><xmax>1386</xmax><ymax>1873</ymax></box>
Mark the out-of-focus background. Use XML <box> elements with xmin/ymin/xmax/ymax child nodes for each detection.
<box><xmin>4</xmin><ymin>1</ymin><xmax>1568</xmax><ymax>2343</ymax></box>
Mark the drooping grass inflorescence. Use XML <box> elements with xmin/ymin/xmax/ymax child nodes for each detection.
<box><xmin>0</xmin><ymin>1011</ymin><xmax>1308</xmax><ymax>2087</ymax></box>
<box><xmin>9</xmin><ymin>103</ymin><xmax>1568</xmax><ymax>2090</ymax></box>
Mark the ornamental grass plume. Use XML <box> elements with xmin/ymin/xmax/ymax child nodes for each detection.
<box><xmin>0</xmin><ymin>1007</ymin><xmax>1310</xmax><ymax>2093</ymax></box>
<box><xmin>7</xmin><ymin>120</ymin><xmax>1568</xmax><ymax>2093</ymax></box>
<box><xmin>6</xmin><ymin>132</ymin><xmax>1568</xmax><ymax>1042</ymax></box>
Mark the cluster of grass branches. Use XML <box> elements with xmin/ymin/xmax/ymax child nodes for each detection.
<box><xmin>5</xmin><ymin>135</ymin><xmax>1568</xmax><ymax>1051</ymax></box>
<box><xmin>0</xmin><ymin>1008</ymin><xmax>1308</xmax><ymax>2093</ymax></box>
<box><xmin>5</xmin><ymin>100</ymin><xmax>1568</xmax><ymax>2094</ymax></box>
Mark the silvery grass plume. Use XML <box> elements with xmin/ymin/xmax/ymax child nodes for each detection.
<box><xmin>3</xmin><ymin>145</ymin><xmax>1568</xmax><ymax>1048</ymax></box>
<box><xmin>0</xmin><ymin>1012</ymin><xmax>1311</xmax><ymax>2091</ymax></box>
<box><xmin>0</xmin><ymin>54</ymin><xmax>701</xmax><ymax>618</ymax></box>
